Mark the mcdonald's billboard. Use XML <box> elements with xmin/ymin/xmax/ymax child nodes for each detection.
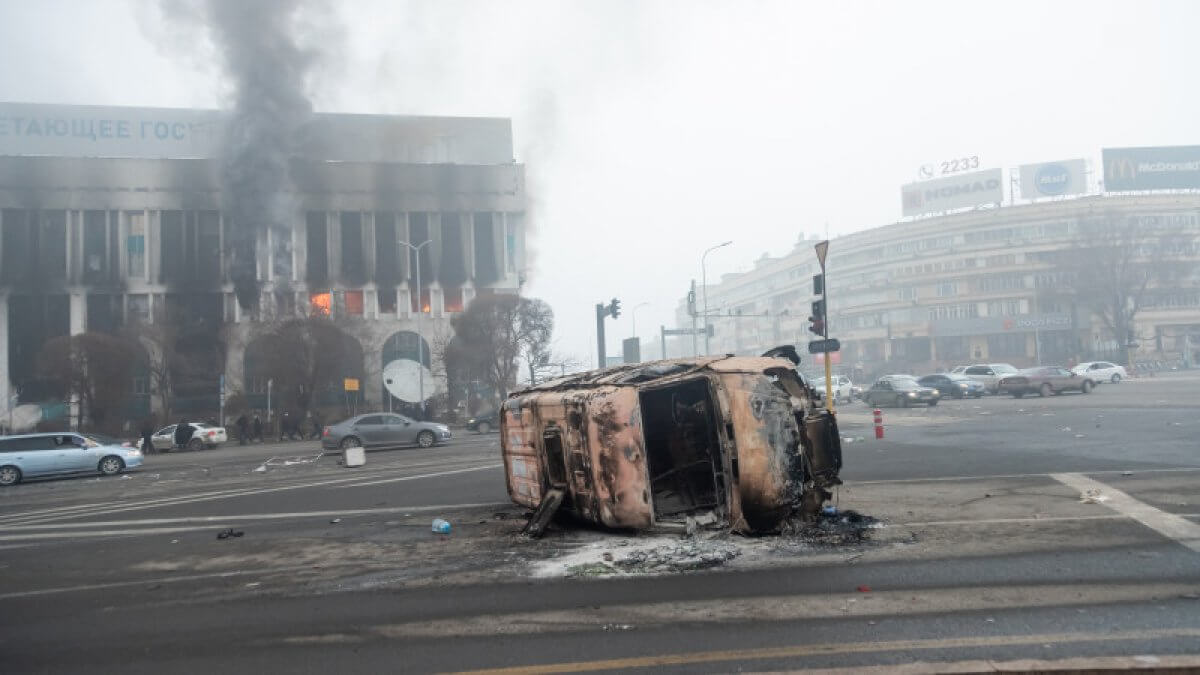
<box><xmin>1102</xmin><ymin>145</ymin><xmax>1200</xmax><ymax>191</ymax></box>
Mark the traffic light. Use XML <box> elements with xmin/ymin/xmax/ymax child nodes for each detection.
<box><xmin>610</xmin><ymin>298</ymin><xmax>621</xmax><ymax>319</ymax></box>
<box><xmin>809</xmin><ymin>299</ymin><xmax>826</xmax><ymax>336</ymax></box>
<box><xmin>813</xmin><ymin>273</ymin><xmax>824</xmax><ymax>296</ymax></box>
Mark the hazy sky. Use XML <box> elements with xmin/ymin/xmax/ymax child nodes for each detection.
<box><xmin>2</xmin><ymin>0</ymin><xmax>1198</xmax><ymax>366</ymax></box>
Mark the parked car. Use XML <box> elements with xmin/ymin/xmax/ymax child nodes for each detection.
<box><xmin>139</xmin><ymin>422</ymin><xmax>228</xmax><ymax>452</ymax></box>
<box><xmin>998</xmin><ymin>366</ymin><xmax>1095</xmax><ymax>398</ymax></box>
<box><xmin>961</xmin><ymin>363</ymin><xmax>1019</xmax><ymax>393</ymax></box>
<box><xmin>917</xmin><ymin>373</ymin><xmax>986</xmax><ymax>399</ymax></box>
<box><xmin>0</xmin><ymin>432</ymin><xmax>144</xmax><ymax>486</ymax></box>
<box><xmin>322</xmin><ymin>413</ymin><xmax>452</xmax><ymax>450</ymax></box>
<box><xmin>808</xmin><ymin>374</ymin><xmax>855</xmax><ymax>404</ymax></box>
<box><xmin>466</xmin><ymin>410</ymin><xmax>500</xmax><ymax>433</ymax></box>
<box><xmin>861</xmin><ymin>376</ymin><xmax>941</xmax><ymax>407</ymax></box>
<box><xmin>1072</xmin><ymin>361</ymin><xmax>1128</xmax><ymax>384</ymax></box>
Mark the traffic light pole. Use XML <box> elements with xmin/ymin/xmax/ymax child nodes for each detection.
<box><xmin>822</xmin><ymin>285</ymin><xmax>833</xmax><ymax>412</ymax></box>
<box><xmin>595</xmin><ymin>298</ymin><xmax>622</xmax><ymax>369</ymax></box>
<box><xmin>596</xmin><ymin>302</ymin><xmax>606</xmax><ymax>370</ymax></box>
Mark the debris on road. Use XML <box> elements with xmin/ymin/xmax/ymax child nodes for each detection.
<box><xmin>330</xmin><ymin>518</ymin><xmax>342</xmax><ymax>524</ymax></box>
<box><xmin>1080</xmin><ymin>489</ymin><xmax>1109</xmax><ymax>505</ymax></box>
<box><xmin>602</xmin><ymin>623</ymin><xmax>634</xmax><ymax>631</ymax></box>
<box><xmin>856</xmin><ymin>584</ymin><xmax>872</xmax><ymax>593</ymax></box>
<box><xmin>432</xmin><ymin>518</ymin><xmax>452</xmax><ymax>534</ymax></box>
<box><xmin>216</xmin><ymin>528</ymin><xmax>245</xmax><ymax>539</ymax></box>
<box><xmin>781</xmin><ymin>508</ymin><xmax>882</xmax><ymax>547</ymax></box>
<box><xmin>253</xmin><ymin>453</ymin><xmax>325</xmax><ymax>473</ymax></box>
<box><xmin>501</xmin><ymin>346</ymin><xmax>843</xmax><ymax>536</ymax></box>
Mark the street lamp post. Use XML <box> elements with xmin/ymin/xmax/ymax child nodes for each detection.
<box><xmin>630</xmin><ymin>302</ymin><xmax>650</xmax><ymax>338</ymax></box>
<box><xmin>398</xmin><ymin>239</ymin><xmax>433</xmax><ymax>418</ymax></box>
<box><xmin>701</xmin><ymin>241</ymin><xmax>733</xmax><ymax>355</ymax></box>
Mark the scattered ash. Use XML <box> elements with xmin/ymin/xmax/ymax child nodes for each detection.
<box><xmin>779</xmin><ymin>509</ymin><xmax>882</xmax><ymax>547</ymax></box>
<box><xmin>611</xmin><ymin>539</ymin><xmax>740</xmax><ymax>573</ymax></box>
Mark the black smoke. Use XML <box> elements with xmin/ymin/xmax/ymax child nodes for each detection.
<box><xmin>173</xmin><ymin>0</ymin><xmax>324</xmax><ymax>309</ymax></box>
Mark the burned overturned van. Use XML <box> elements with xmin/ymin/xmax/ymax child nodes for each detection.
<box><xmin>500</xmin><ymin>347</ymin><xmax>843</xmax><ymax>535</ymax></box>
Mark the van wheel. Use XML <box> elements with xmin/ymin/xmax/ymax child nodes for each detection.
<box><xmin>1040</xmin><ymin>383</ymin><xmax>1052</xmax><ymax>397</ymax></box>
<box><xmin>187</xmin><ymin>438</ymin><xmax>205</xmax><ymax>452</ymax></box>
<box><xmin>1111</xmin><ymin>374</ymin><xmax>1121</xmax><ymax>384</ymax></box>
<box><xmin>1081</xmin><ymin>380</ymin><xmax>1093</xmax><ymax>394</ymax></box>
<box><xmin>98</xmin><ymin>456</ymin><xmax>124</xmax><ymax>476</ymax></box>
<box><xmin>339</xmin><ymin>436</ymin><xmax>361</xmax><ymax>450</ymax></box>
<box><xmin>0</xmin><ymin>465</ymin><xmax>21</xmax><ymax>486</ymax></box>
<box><xmin>417</xmin><ymin>431</ymin><xmax>436</xmax><ymax>448</ymax></box>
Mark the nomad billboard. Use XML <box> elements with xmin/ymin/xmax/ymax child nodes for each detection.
<box><xmin>1103</xmin><ymin>146</ymin><xmax>1200</xmax><ymax>191</ymax></box>
<box><xmin>901</xmin><ymin>168</ymin><xmax>1003</xmax><ymax>217</ymax></box>
<box><xmin>1019</xmin><ymin>159</ymin><xmax>1087</xmax><ymax>199</ymax></box>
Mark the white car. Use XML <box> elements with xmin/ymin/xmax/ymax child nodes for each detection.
<box><xmin>139</xmin><ymin>422</ymin><xmax>228</xmax><ymax>452</ymax></box>
<box><xmin>1072</xmin><ymin>361</ymin><xmax>1128</xmax><ymax>384</ymax></box>
<box><xmin>808</xmin><ymin>374</ymin><xmax>855</xmax><ymax>404</ymax></box>
<box><xmin>961</xmin><ymin>363</ymin><xmax>1020</xmax><ymax>394</ymax></box>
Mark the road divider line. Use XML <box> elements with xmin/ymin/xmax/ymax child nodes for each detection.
<box><xmin>1052</xmin><ymin>472</ymin><xmax>1200</xmax><ymax>554</ymax></box>
<box><xmin>853</xmin><ymin>465</ymin><xmax>1200</xmax><ymax>485</ymax></box>
<box><xmin>330</xmin><ymin>463</ymin><xmax>502</xmax><ymax>488</ymax></box>
<box><xmin>0</xmin><ymin>501</ymin><xmax>511</xmax><ymax>532</ymax></box>
<box><xmin>447</xmin><ymin>628</ymin><xmax>1200</xmax><ymax>674</ymax></box>
<box><xmin>1</xmin><ymin>462</ymin><xmax>502</xmax><ymax>526</ymax></box>
<box><xmin>0</xmin><ymin>457</ymin><xmax>494</xmax><ymax>523</ymax></box>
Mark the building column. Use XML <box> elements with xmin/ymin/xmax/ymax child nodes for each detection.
<box><xmin>0</xmin><ymin>293</ymin><xmax>11</xmax><ymax>427</ymax></box>
<box><xmin>69</xmin><ymin>292</ymin><xmax>86</xmax><ymax>335</ymax></box>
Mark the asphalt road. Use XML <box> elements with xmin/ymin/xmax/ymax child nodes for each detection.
<box><xmin>2</xmin><ymin>374</ymin><xmax>1199</xmax><ymax>673</ymax></box>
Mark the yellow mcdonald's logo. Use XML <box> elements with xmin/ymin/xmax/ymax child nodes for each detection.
<box><xmin>1107</xmin><ymin>157</ymin><xmax>1137</xmax><ymax>181</ymax></box>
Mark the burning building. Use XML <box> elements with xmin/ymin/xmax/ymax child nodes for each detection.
<box><xmin>0</xmin><ymin>102</ymin><xmax>526</xmax><ymax>422</ymax></box>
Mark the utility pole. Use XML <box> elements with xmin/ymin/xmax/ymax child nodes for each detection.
<box><xmin>399</xmin><ymin>239</ymin><xmax>433</xmax><ymax>418</ymax></box>
<box><xmin>660</xmin><ymin>325</ymin><xmax>667</xmax><ymax>360</ymax></box>
<box><xmin>688</xmin><ymin>280</ymin><xmax>698</xmax><ymax>356</ymax></box>
<box><xmin>595</xmin><ymin>298</ymin><xmax>621</xmax><ymax>368</ymax></box>
<box><xmin>813</xmin><ymin>240</ymin><xmax>833</xmax><ymax>411</ymax></box>
<box><xmin>701</xmin><ymin>241</ymin><xmax>732</xmax><ymax>355</ymax></box>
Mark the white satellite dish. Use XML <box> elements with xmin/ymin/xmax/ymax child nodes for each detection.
<box><xmin>383</xmin><ymin>358</ymin><xmax>433</xmax><ymax>403</ymax></box>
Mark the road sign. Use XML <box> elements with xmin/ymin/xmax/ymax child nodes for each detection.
<box><xmin>814</xmin><ymin>240</ymin><xmax>829</xmax><ymax>271</ymax></box>
<box><xmin>808</xmin><ymin>339</ymin><xmax>841</xmax><ymax>354</ymax></box>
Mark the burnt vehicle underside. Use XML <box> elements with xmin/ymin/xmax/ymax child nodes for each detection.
<box><xmin>501</xmin><ymin>346</ymin><xmax>843</xmax><ymax>536</ymax></box>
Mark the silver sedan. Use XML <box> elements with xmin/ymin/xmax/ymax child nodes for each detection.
<box><xmin>321</xmin><ymin>413</ymin><xmax>452</xmax><ymax>450</ymax></box>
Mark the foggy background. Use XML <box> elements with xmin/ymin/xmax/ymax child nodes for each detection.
<box><xmin>2</xmin><ymin>0</ymin><xmax>1197</xmax><ymax>366</ymax></box>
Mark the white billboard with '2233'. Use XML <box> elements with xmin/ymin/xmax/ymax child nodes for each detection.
<box><xmin>901</xmin><ymin>168</ymin><xmax>1003</xmax><ymax>217</ymax></box>
<box><xmin>1018</xmin><ymin>159</ymin><xmax>1087</xmax><ymax>199</ymax></box>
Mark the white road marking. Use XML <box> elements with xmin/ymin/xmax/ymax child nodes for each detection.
<box><xmin>2</xmin><ymin>461</ymin><xmax>501</xmax><ymax>526</ymax></box>
<box><xmin>1</xmin><ymin>501</ymin><xmax>510</xmax><ymax>532</ymax></box>
<box><xmin>330</xmin><ymin>463</ymin><xmax>503</xmax><ymax>488</ymax></box>
<box><xmin>0</xmin><ymin>564</ymin><xmax>323</xmax><ymax>599</ymax></box>
<box><xmin>1052</xmin><ymin>472</ymin><xmax>1200</xmax><ymax>553</ymax></box>
<box><xmin>853</xmin><ymin>466</ymin><xmax>1200</xmax><ymax>485</ymax></box>
<box><xmin>0</xmin><ymin>456</ymin><xmax>491</xmax><ymax>522</ymax></box>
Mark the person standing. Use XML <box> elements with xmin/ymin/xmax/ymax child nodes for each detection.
<box><xmin>252</xmin><ymin>413</ymin><xmax>263</xmax><ymax>443</ymax></box>
<box><xmin>140</xmin><ymin>419</ymin><xmax>156</xmax><ymax>455</ymax></box>
<box><xmin>173</xmin><ymin>418</ymin><xmax>194</xmax><ymax>451</ymax></box>
<box><xmin>236</xmin><ymin>413</ymin><xmax>249</xmax><ymax>446</ymax></box>
<box><xmin>310</xmin><ymin>410</ymin><xmax>323</xmax><ymax>440</ymax></box>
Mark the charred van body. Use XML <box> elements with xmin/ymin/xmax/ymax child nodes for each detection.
<box><xmin>501</xmin><ymin>347</ymin><xmax>842</xmax><ymax>535</ymax></box>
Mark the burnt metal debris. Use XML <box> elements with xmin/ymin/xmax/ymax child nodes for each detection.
<box><xmin>501</xmin><ymin>346</ymin><xmax>843</xmax><ymax>536</ymax></box>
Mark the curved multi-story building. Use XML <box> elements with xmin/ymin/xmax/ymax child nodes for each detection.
<box><xmin>675</xmin><ymin>192</ymin><xmax>1200</xmax><ymax>379</ymax></box>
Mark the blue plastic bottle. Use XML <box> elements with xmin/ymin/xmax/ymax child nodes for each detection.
<box><xmin>431</xmin><ymin>518</ymin><xmax>451</xmax><ymax>534</ymax></box>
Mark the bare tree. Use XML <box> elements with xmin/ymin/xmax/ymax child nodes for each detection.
<box><xmin>257</xmin><ymin>316</ymin><xmax>363</xmax><ymax>416</ymax></box>
<box><xmin>125</xmin><ymin>320</ymin><xmax>179</xmax><ymax>423</ymax></box>
<box><xmin>1057</xmin><ymin>211</ymin><xmax>1197</xmax><ymax>365</ymax></box>
<box><xmin>449</xmin><ymin>294</ymin><xmax>555</xmax><ymax>400</ymax></box>
<box><xmin>37</xmin><ymin>332</ymin><xmax>138</xmax><ymax>432</ymax></box>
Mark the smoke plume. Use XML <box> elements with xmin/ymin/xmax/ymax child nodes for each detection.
<box><xmin>184</xmin><ymin>0</ymin><xmax>324</xmax><ymax>308</ymax></box>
